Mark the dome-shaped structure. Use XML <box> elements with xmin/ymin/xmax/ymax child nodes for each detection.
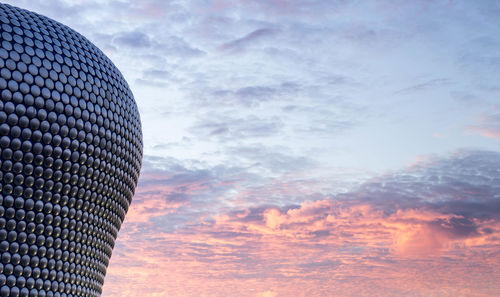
<box><xmin>0</xmin><ymin>3</ymin><xmax>143</xmax><ymax>297</ymax></box>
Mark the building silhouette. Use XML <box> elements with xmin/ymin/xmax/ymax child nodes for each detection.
<box><xmin>0</xmin><ymin>3</ymin><xmax>142</xmax><ymax>297</ymax></box>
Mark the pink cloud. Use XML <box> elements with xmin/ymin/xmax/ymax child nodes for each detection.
<box><xmin>469</xmin><ymin>127</ymin><xmax>500</xmax><ymax>139</ymax></box>
<box><xmin>102</xmin><ymin>152</ymin><xmax>500</xmax><ymax>296</ymax></box>
<box><xmin>104</xmin><ymin>196</ymin><xmax>500</xmax><ymax>296</ymax></box>
<box><xmin>467</xmin><ymin>113</ymin><xmax>500</xmax><ymax>139</ymax></box>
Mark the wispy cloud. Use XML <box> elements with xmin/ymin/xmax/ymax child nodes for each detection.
<box><xmin>395</xmin><ymin>78</ymin><xmax>451</xmax><ymax>94</ymax></box>
<box><xmin>218</xmin><ymin>28</ymin><xmax>277</xmax><ymax>53</ymax></box>
<box><xmin>190</xmin><ymin>114</ymin><xmax>283</xmax><ymax>140</ymax></box>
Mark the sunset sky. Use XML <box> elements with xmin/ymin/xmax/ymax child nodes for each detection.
<box><xmin>4</xmin><ymin>0</ymin><xmax>500</xmax><ymax>296</ymax></box>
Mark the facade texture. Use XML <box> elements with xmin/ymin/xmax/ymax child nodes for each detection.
<box><xmin>0</xmin><ymin>3</ymin><xmax>143</xmax><ymax>297</ymax></box>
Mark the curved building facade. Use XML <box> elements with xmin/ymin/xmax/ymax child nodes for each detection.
<box><xmin>0</xmin><ymin>3</ymin><xmax>143</xmax><ymax>297</ymax></box>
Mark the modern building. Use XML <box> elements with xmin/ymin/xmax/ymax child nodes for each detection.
<box><xmin>0</xmin><ymin>3</ymin><xmax>142</xmax><ymax>297</ymax></box>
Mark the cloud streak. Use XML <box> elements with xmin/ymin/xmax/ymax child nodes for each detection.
<box><xmin>218</xmin><ymin>28</ymin><xmax>277</xmax><ymax>53</ymax></box>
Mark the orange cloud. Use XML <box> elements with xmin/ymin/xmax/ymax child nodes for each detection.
<box><xmin>103</xmin><ymin>196</ymin><xmax>500</xmax><ymax>296</ymax></box>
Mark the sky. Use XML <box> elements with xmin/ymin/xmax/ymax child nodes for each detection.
<box><xmin>3</xmin><ymin>0</ymin><xmax>500</xmax><ymax>296</ymax></box>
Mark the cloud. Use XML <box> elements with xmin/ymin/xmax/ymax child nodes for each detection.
<box><xmin>395</xmin><ymin>78</ymin><xmax>451</xmax><ymax>94</ymax></box>
<box><xmin>5</xmin><ymin>0</ymin><xmax>94</xmax><ymax>21</ymax></box>
<box><xmin>136</xmin><ymin>69</ymin><xmax>178</xmax><ymax>87</ymax></box>
<box><xmin>190</xmin><ymin>114</ymin><xmax>283</xmax><ymax>139</ymax></box>
<box><xmin>111</xmin><ymin>31</ymin><xmax>204</xmax><ymax>57</ymax></box>
<box><xmin>154</xmin><ymin>36</ymin><xmax>205</xmax><ymax>57</ymax></box>
<box><xmin>190</xmin><ymin>82</ymin><xmax>301</xmax><ymax>108</ymax></box>
<box><xmin>122</xmin><ymin>156</ymin><xmax>248</xmax><ymax>234</ymax></box>
<box><xmin>113</xmin><ymin>31</ymin><xmax>152</xmax><ymax>48</ymax></box>
<box><xmin>143</xmin><ymin>69</ymin><xmax>172</xmax><ymax>80</ymax></box>
<box><xmin>258</xmin><ymin>291</ymin><xmax>278</xmax><ymax>297</ymax></box>
<box><xmin>123</xmin><ymin>0</ymin><xmax>174</xmax><ymax>19</ymax></box>
<box><xmin>198</xmin><ymin>0</ymin><xmax>351</xmax><ymax>20</ymax></box>
<box><xmin>225</xmin><ymin>143</ymin><xmax>313</xmax><ymax>175</ymax></box>
<box><xmin>467</xmin><ymin>111</ymin><xmax>500</xmax><ymax>139</ymax></box>
<box><xmin>218</xmin><ymin>28</ymin><xmax>276</xmax><ymax>53</ymax></box>
<box><xmin>103</xmin><ymin>150</ymin><xmax>500</xmax><ymax>297</ymax></box>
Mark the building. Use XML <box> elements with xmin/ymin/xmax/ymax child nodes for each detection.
<box><xmin>0</xmin><ymin>3</ymin><xmax>143</xmax><ymax>296</ymax></box>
